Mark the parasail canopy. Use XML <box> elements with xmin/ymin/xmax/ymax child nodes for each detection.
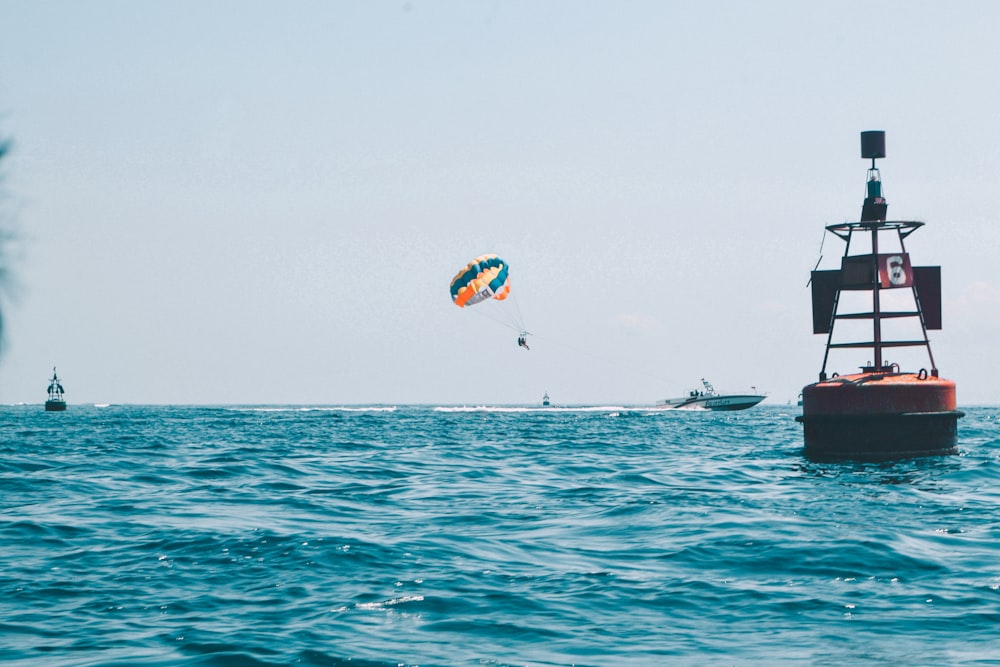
<box><xmin>449</xmin><ymin>254</ymin><xmax>510</xmax><ymax>308</ymax></box>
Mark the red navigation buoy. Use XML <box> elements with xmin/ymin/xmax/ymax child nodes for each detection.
<box><xmin>796</xmin><ymin>131</ymin><xmax>963</xmax><ymax>460</ymax></box>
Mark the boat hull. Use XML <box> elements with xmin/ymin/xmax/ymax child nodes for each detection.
<box><xmin>45</xmin><ymin>400</ymin><xmax>67</xmax><ymax>412</ymax></box>
<box><xmin>796</xmin><ymin>372</ymin><xmax>962</xmax><ymax>460</ymax></box>
<box><xmin>657</xmin><ymin>394</ymin><xmax>766</xmax><ymax>411</ymax></box>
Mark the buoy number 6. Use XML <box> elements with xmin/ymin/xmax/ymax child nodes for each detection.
<box><xmin>885</xmin><ymin>255</ymin><xmax>908</xmax><ymax>286</ymax></box>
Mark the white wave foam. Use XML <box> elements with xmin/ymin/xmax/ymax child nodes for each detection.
<box><xmin>433</xmin><ymin>405</ymin><xmax>629</xmax><ymax>413</ymax></box>
<box><xmin>229</xmin><ymin>406</ymin><xmax>397</xmax><ymax>413</ymax></box>
<box><xmin>355</xmin><ymin>595</ymin><xmax>424</xmax><ymax>610</ymax></box>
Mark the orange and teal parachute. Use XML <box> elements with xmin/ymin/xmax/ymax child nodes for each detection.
<box><xmin>449</xmin><ymin>254</ymin><xmax>510</xmax><ymax>308</ymax></box>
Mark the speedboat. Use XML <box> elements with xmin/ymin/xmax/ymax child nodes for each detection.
<box><xmin>656</xmin><ymin>379</ymin><xmax>765</xmax><ymax>411</ymax></box>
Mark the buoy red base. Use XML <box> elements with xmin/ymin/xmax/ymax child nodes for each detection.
<box><xmin>795</xmin><ymin>372</ymin><xmax>963</xmax><ymax>460</ymax></box>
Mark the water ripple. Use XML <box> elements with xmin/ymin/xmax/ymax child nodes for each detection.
<box><xmin>1</xmin><ymin>405</ymin><xmax>999</xmax><ymax>665</ymax></box>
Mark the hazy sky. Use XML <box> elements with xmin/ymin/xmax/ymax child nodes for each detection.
<box><xmin>1</xmin><ymin>1</ymin><xmax>999</xmax><ymax>406</ymax></box>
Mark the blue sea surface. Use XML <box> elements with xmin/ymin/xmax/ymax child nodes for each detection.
<box><xmin>1</xmin><ymin>404</ymin><xmax>999</xmax><ymax>666</ymax></box>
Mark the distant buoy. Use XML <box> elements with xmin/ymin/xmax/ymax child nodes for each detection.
<box><xmin>45</xmin><ymin>366</ymin><xmax>67</xmax><ymax>412</ymax></box>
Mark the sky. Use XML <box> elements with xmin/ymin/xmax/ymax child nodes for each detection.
<box><xmin>1</xmin><ymin>0</ymin><xmax>999</xmax><ymax>406</ymax></box>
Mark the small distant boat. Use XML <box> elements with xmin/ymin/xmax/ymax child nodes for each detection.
<box><xmin>45</xmin><ymin>367</ymin><xmax>66</xmax><ymax>412</ymax></box>
<box><xmin>542</xmin><ymin>391</ymin><xmax>550</xmax><ymax>407</ymax></box>
<box><xmin>656</xmin><ymin>378</ymin><xmax>765</xmax><ymax>411</ymax></box>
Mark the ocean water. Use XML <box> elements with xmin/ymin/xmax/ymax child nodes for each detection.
<box><xmin>1</xmin><ymin>404</ymin><xmax>999</xmax><ymax>667</ymax></box>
